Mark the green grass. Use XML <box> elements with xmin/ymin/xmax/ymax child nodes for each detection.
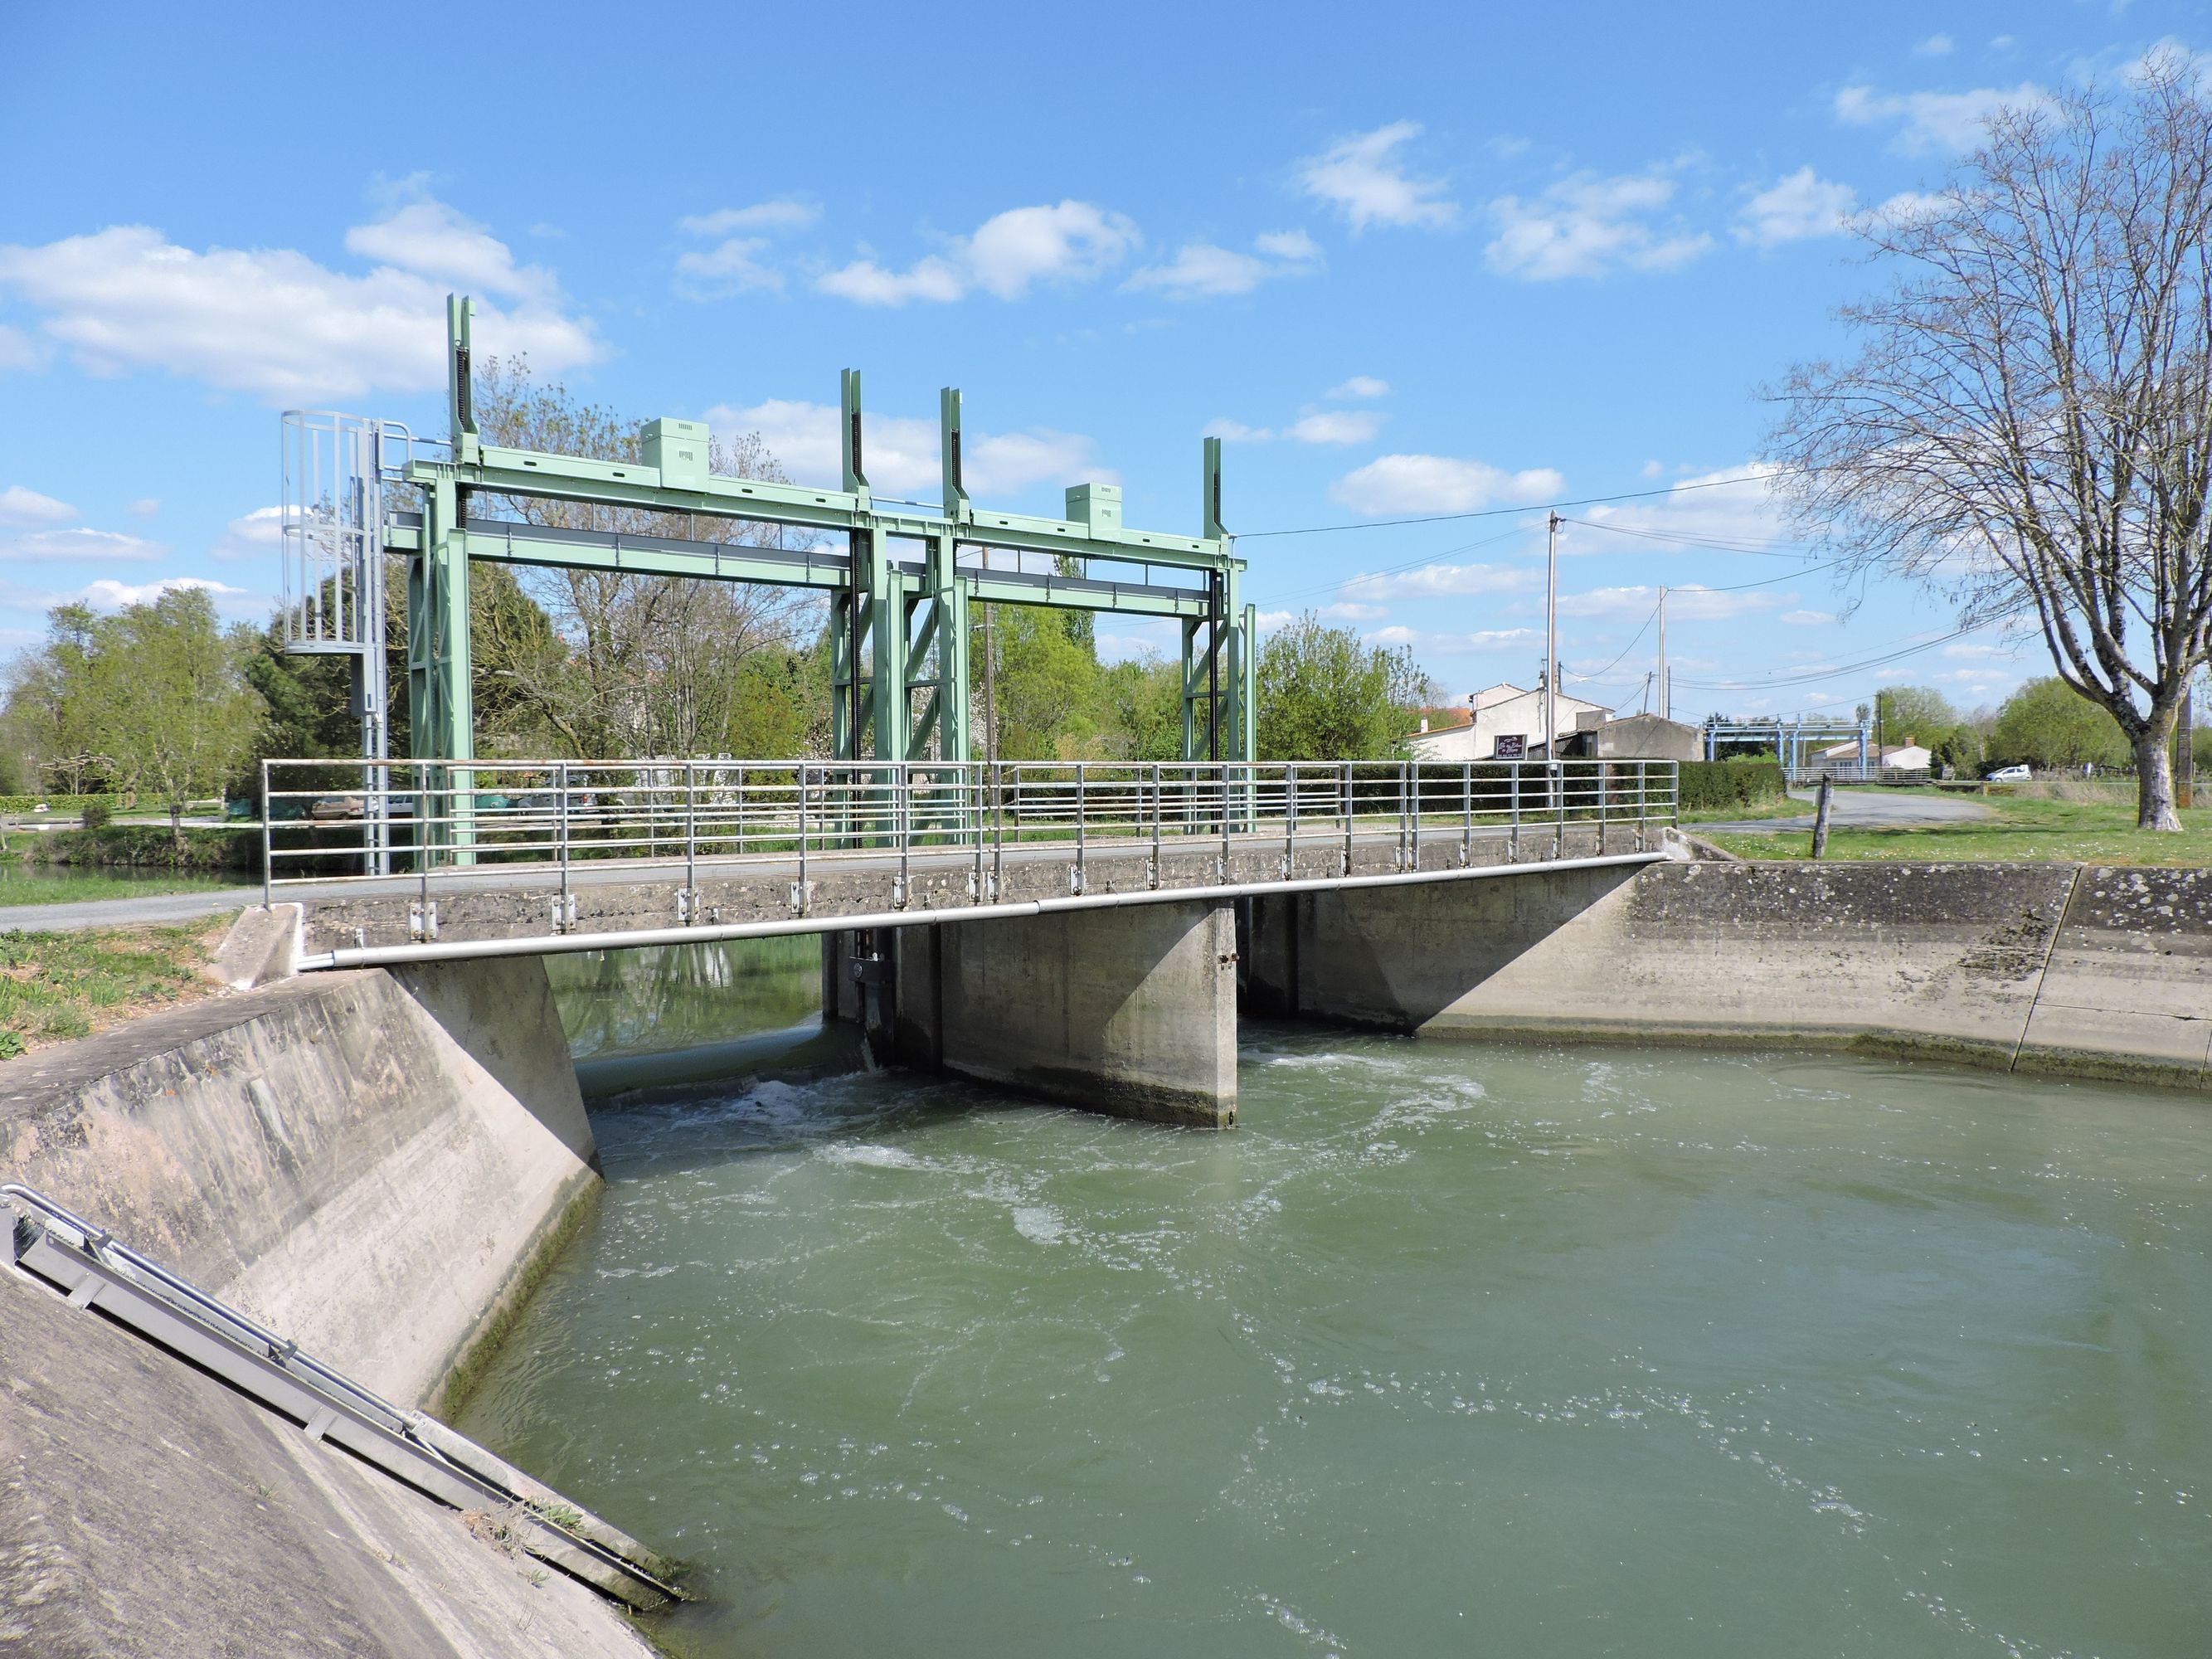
<box><xmin>1702</xmin><ymin>786</ymin><xmax>2212</xmax><ymax>865</ymax></box>
<box><xmin>1680</xmin><ymin>793</ymin><xmax>1817</xmax><ymax>825</ymax></box>
<box><xmin>0</xmin><ymin>866</ymin><xmax>237</xmax><ymax>906</ymax></box>
<box><xmin>0</xmin><ymin>922</ymin><xmax>223</xmax><ymax>1055</ymax></box>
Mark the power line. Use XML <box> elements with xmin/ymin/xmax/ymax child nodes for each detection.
<box><xmin>1553</xmin><ymin>516</ymin><xmax>1825</xmax><ymax>559</ymax></box>
<box><xmin>1237</xmin><ymin>466</ymin><xmax>1798</xmax><ymax>539</ymax></box>
<box><xmin>1674</xmin><ymin>625</ymin><xmax>1986</xmax><ymax>690</ymax></box>
<box><xmin>1563</xmin><ymin>603</ymin><xmax>1661</xmax><ymax>682</ymax></box>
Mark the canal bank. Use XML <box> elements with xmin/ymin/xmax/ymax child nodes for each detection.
<box><xmin>1244</xmin><ymin>860</ymin><xmax>2212</xmax><ymax>1091</ymax></box>
<box><xmin>0</xmin><ymin>955</ymin><xmax>667</xmax><ymax>1657</ymax></box>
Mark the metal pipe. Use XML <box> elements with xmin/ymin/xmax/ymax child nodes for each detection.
<box><xmin>296</xmin><ymin>848</ymin><xmax>1669</xmax><ymax>971</ymax></box>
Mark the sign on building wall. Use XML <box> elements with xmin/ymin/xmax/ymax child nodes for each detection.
<box><xmin>1494</xmin><ymin>734</ymin><xmax>1527</xmax><ymax>760</ymax></box>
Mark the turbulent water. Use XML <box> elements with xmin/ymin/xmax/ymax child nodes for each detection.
<box><xmin>464</xmin><ymin>946</ymin><xmax>2212</xmax><ymax>1657</ymax></box>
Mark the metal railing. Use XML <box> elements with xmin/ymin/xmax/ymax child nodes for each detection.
<box><xmin>262</xmin><ymin>757</ymin><xmax>1679</xmax><ymax>904</ymax></box>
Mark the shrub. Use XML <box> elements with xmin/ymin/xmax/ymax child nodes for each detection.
<box><xmin>79</xmin><ymin>800</ymin><xmax>112</xmax><ymax>831</ymax></box>
<box><xmin>1677</xmin><ymin>759</ymin><xmax>1787</xmax><ymax>813</ymax></box>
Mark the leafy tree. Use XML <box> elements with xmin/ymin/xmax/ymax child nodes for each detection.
<box><xmin>1</xmin><ymin>604</ymin><xmax>106</xmax><ymax>794</ymax></box>
<box><xmin>1772</xmin><ymin>54</ymin><xmax>2212</xmax><ymax>829</ymax></box>
<box><xmin>1255</xmin><ymin>613</ymin><xmax>1425</xmax><ymax>760</ymax></box>
<box><xmin>1873</xmin><ymin>684</ymin><xmax>1958</xmax><ymax>746</ymax></box>
<box><xmin>1988</xmin><ymin>677</ymin><xmax>2131</xmax><ymax>771</ymax></box>
<box><xmin>82</xmin><ymin>590</ymin><xmax>262</xmax><ymax>842</ymax></box>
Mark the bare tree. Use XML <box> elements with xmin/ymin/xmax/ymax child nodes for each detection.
<box><xmin>1772</xmin><ymin>52</ymin><xmax>2212</xmax><ymax>828</ymax></box>
<box><xmin>466</xmin><ymin>358</ymin><xmax>823</xmax><ymax>760</ymax></box>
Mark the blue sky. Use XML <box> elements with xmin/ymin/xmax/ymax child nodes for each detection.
<box><xmin>2</xmin><ymin>1</ymin><xmax>2201</xmax><ymax>727</ymax></box>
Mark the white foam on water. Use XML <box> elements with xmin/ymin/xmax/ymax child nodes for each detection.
<box><xmin>1012</xmin><ymin>1205</ymin><xmax>1066</xmax><ymax>1244</ymax></box>
<box><xmin>819</xmin><ymin>1142</ymin><xmax>926</xmax><ymax>1170</ymax></box>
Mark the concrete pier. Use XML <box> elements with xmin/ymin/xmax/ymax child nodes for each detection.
<box><xmin>831</xmin><ymin>899</ymin><xmax>1241</xmax><ymax>1127</ymax></box>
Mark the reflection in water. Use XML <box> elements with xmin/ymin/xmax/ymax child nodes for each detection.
<box><xmin>495</xmin><ymin>948</ymin><xmax>2212</xmax><ymax>1657</ymax></box>
<box><xmin>545</xmin><ymin>937</ymin><xmax>858</xmax><ymax>1097</ymax></box>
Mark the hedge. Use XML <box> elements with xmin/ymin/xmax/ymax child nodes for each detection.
<box><xmin>0</xmin><ymin>794</ymin><xmax>126</xmax><ymax>815</ymax></box>
<box><xmin>25</xmin><ymin>825</ymin><xmax>259</xmax><ymax>872</ymax></box>
<box><xmin>1677</xmin><ymin>759</ymin><xmax>1787</xmax><ymax>813</ymax></box>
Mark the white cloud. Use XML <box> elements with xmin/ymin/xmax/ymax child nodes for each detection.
<box><xmin>1125</xmin><ymin>231</ymin><xmax>1320</xmax><ymax>299</ymax></box>
<box><xmin>1485</xmin><ymin>170</ymin><xmax>1714</xmax><ymax>280</ymax></box>
<box><xmin>1369</xmin><ymin>624</ymin><xmax>1536</xmax><ymax>653</ymax></box>
<box><xmin>1207</xmin><ymin>397</ymin><xmax>1384</xmax><ymax>445</ymax></box>
<box><xmin>1286</xmin><ymin>410</ymin><xmax>1383</xmax><ymax>445</ymax></box>
<box><xmin>1735</xmin><ymin>167</ymin><xmax>1859</xmax><ymax>247</ymax></box>
<box><xmin>705</xmin><ymin>398</ymin><xmax>1105</xmax><ymax>499</ymax></box>
<box><xmin>1558</xmin><ymin>584</ymin><xmax>1786</xmax><ymax>621</ymax></box>
<box><xmin>212</xmin><ymin>505</ymin><xmax>284</xmax><ymax>562</ymax></box>
<box><xmin>75</xmin><ymin>575</ymin><xmax>261</xmax><ymax>614</ymax></box>
<box><xmin>677</xmin><ymin>201</ymin><xmax>819</xmax><ymax>236</ymax></box>
<box><xmin>1332</xmin><ymin>454</ymin><xmax>1564</xmax><ymax>514</ymax></box>
<box><xmin>1203</xmin><ymin>418</ymin><xmax>1273</xmax><ymax>443</ymax></box>
<box><xmin>675</xmin><ymin>237</ymin><xmax>782</xmax><ymax>297</ymax></box>
<box><xmin>342</xmin><ymin>199</ymin><xmax>553</xmax><ymax>301</ymax></box>
<box><xmin>1573</xmin><ymin>461</ymin><xmax>1792</xmax><ymax>552</ymax></box>
<box><xmin>816</xmin><ymin>200</ymin><xmax>1139</xmax><ymax>307</ymax></box>
<box><xmin>967</xmin><ymin>202</ymin><xmax>1139</xmax><ymax>299</ymax></box>
<box><xmin>1339</xmin><ymin>562</ymin><xmax>1535</xmax><ymax>599</ymax></box>
<box><xmin>673</xmin><ymin>200</ymin><xmax>820</xmax><ymax>298</ymax></box>
<box><xmin>0</xmin><ymin>204</ymin><xmax>598</xmax><ymax>403</ymax></box>
<box><xmin>1913</xmin><ymin>33</ymin><xmax>1956</xmax><ymax>57</ymax></box>
<box><xmin>0</xmin><ymin>324</ymin><xmax>47</xmax><ymax>372</ymax></box>
<box><xmin>1833</xmin><ymin>80</ymin><xmax>2048</xmax><ymax>153</ymax></box>
<box><xmin>1782</xmin><ymin>609</ymin><xmax>1840</xmax><ymax>625</ymax></box>
<box><xmin>0</xmin><ymin>527</ymin><xmax>163</xmax><ymax>562</ymax></box>
<box><xmin>1329</xmin><ymin>376</ymin><xmax>1389</xmax><ymax>400</ymax></box>
<box><xmin>0</xmin><ymin>485</ymin><xmax>75</xmax><ymax>527</ymax></box>
<box><xmin>1297</xmin><ymin>122</ymin><xmax>1458</xmax><ymax>231</ymax></box>
<box><xmin>815</xmin><ymin>255</ymin><xmax>966</xmax><ymax>306</ymax></box>
<box><xmin>125</xmin><ymin>497</ymin><xmax>159</xmax><ymax>518</ymax></box>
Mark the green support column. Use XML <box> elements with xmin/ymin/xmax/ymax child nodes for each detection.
<box><xmin>933</xmin><ymin>389</ymin><xmax>974</xmax><ymax>766</ymax></box>
<box><xmin>869</xmin><ymin>539</ymin><xmax>908</xmax><ymax>769</ymax></box>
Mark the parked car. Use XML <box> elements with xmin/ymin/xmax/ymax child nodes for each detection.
<box><xmin>309</xmin><ymin>794</ymin><xmax>365</xmax><ymax>820</ymax></box>
<box><xmin>1986</xmin><ymin>764</ymin><xmax>2032</xmax><ymax>782</ymax></box>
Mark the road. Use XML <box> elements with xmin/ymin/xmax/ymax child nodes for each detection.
<box><xmin>1697</xmin><ymin>786</ymin><xmax>1993</xmax><ymax>836</ymax></box>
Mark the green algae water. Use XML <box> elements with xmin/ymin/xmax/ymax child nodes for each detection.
<box><xmin>465</xmin><ymin>950</ymin><xmax>2212</xmax><ymax>1657</ymax></box>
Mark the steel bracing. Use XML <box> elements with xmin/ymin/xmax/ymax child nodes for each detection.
<box><xmin>312</xmin><ymin>295</ymin><xmax>1255</xmax><ymax>782</ymax></box>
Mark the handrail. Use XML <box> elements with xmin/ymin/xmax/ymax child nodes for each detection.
<box><xmin>1</xmin><ymin>1182</ymin><xmax>685</xmax><ymax>1608</ymax></box>
<box><xmin>260</xmin><ymin>757</ymin><xmax>1680</xmax><ymax>901</ymax></box>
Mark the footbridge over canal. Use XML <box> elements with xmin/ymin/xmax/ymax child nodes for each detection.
<box><xmin>264</xmin><ymin>757</ymin><xmax>1683</xmax><ymax>1126</ymax></box>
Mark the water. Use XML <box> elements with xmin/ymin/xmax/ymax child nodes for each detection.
<box><xmin>464</xmin><ymin>951</ymin><xmax>2212</xmax><ymax>1657</ymax></box>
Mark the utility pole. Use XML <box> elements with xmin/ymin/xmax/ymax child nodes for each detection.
<box><xmin>1545</xmin><ymin>512</ymin><xmax>1560</xmax><ymax>760</ymax></box>
<box><xmin>1656</xmin><ymin>585</ymin><xmax>1669</xmax><ymax>722</ymax></box>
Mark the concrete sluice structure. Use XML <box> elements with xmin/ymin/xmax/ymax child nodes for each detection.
<box><xmin>3</xmin><ymin>853</ymin><xmax>2210</xmax><ymax>1653</ymax></box>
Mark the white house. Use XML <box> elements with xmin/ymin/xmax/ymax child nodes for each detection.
<box><xmin>1817</xmin><ymin>738</ymin><xmax>1932</xmax><ymax>771</ymax></box>
<box><xmin>1407</xmin><ymin>684</ymin><xmax>1611</xmax><ymax>761</ymax></box>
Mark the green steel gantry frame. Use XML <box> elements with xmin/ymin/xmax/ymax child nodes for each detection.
<box><xmin>392</xmin><ymin>296</ymin><xmax>1253</xmax><ymax>771</ymax></box>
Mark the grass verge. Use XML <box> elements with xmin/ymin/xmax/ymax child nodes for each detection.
<box><xmin>1702</xmin><ymin>788</ymin><xmax>2212</xmax><ymax>865</ymax></box>
<box><xmin>0</xmin><ymin>921</ymin><xmax>226</xmax><ymax>1056</ymax></box>
<box><xmin>0</xmin><ymin>867</ymin><xmax>238</xmax><ymax>907</ymax></box>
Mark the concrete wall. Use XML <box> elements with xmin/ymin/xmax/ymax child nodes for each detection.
<box><xmin>1250</xmin><ymin>860</ymin><xmax>2210</xmax><ymax>1091</ymax></box>
<box><xmin>888</xmin><ymin>900</ymin><xmax>1240</xmax><ymax>1127</ymax></box>
<box><xmin>0</xmin><ymin>957</ymin><xmax>600</xmax><ymax>1412</ymax></box>
<box><xmin>0</xmin><ymin>1258</ymin><xmax>652</xmax><ymax>1659</ymax></box>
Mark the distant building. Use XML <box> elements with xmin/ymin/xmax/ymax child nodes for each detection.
<box><xmin>1585</xmin><ymin>713</ymin><xmax>1701</xmax><ymax>761</ymax></box>
<box><xmin>1407</xmin><ymin>683</ymin><xmax>1610</xmax><ymax>761</ymax></box>
<box><xmin>1817</xmin><ymin>737</ymin><xmax>1932</xmax><ymax>772</ymax></box>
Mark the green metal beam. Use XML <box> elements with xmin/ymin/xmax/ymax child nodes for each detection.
<box><xmin>395</xmin><ymin>291</ymin><xmax>1247</xmax><ymax>768</ymax></box>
